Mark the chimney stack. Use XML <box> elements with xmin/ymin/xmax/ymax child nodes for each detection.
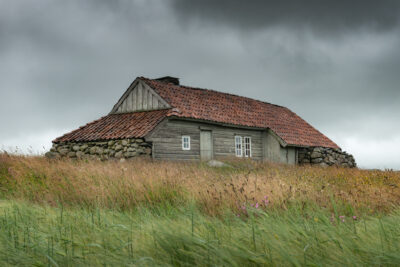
<box><xmin>155</xmin><ymin>76</ymin><xmax>180</xmax><ymax>85</ymax></box>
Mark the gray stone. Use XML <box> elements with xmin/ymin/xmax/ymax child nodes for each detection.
<box><xmin>45</xmin><ymin>152</ymin><xmax>59</xmax><ymax>159</ymax></box>
<box><xmin>59</xmin><ymin>148</ymin><xmax>69</xmax><ymax>156</ymax></box>
<box><xmin>115</xmin><ymin>151</ymin><xmax>124</xmax><ymax>159</ymax></box>
<box><xmin>311</xmin><ymin>158</ymin><xmax>323</xmax><ymax>163</ymax></box>
<box><xmin>298</xmin><ymin>146</ymin><xmax>356</xmax><ymax>168</ymax></box>
<box><xmin>72</xmin><ymin>145</ymin><xmax>80</xmax><ymax>151</ymax></box>
<box><xmin>89</xmin><ymin>147</ymin><xmax>97</xmax><ymax>155</ymax></box>
<box><xmin>121</xmin><ymin>140</ymin><xmax>128</xmax><ymax>146</ymax></box>
<box><xmin>115</xmin><ymin>145</ymin><xmax>123</xmax><ymax>151</ymax></box>
<box><xmin>76</xmin><ymin>151</ymin><xmax>84</xmax><ymax>158</ymax></box>
<box><xmin>124</xmin><ymin>151</ymin><xmax>137</xmax><ymax>158</ymax></box>
<box><xmin>67</xmin><ymin>152</ymin><xmax>76</xmax><ymax>158</ymax></box>
<box><xmin>207</xmin><ymin>160</ymin><xmax>231</xmax><ymax>168</ymax></box>
<box><xmin>313</xmin><ymin>147</ymin><xmax>323</xmax><ymax>153</ymax></box>
<box><xmin>80</xmin><ymin>144</ymin><xmax>88</xmax><ymax>151</ymax></box>
<box><xmin>108</xmin><ymin>140</ymin><xmax>115</xmax><ymax>147</ymax></box>
<box><xmin>310</xmin><ymin>151</ymin><xmax>322</xmax><ymax>159</ymax></box>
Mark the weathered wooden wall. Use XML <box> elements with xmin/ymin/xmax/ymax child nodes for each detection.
<box><xmin>113</xmin><ymin>80</ymin><xmax>169</xmax><ymax>113</ymax></box>
<box><xmin>262</xmin><ymin>130</ymin><xmax>296</xmax><ymax>164</ymax></box>
<box><xmin>147</xmin><ymin>119</ymin><xmax>264</xmax><ymax>161</ymax></box>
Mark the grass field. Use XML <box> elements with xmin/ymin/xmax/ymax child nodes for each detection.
<box><xmin>0</xmin><ymin>153</ymin><xmax>399</xmax><ymax>266</ymax></box>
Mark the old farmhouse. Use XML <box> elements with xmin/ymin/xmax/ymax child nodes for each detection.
<box><xmin>48</xmin><ymin>76</ymin><xmax>356</xmax><ymax>167</ymax></box>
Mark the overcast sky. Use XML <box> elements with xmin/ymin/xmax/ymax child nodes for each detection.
<box><xmin>1</xmin><ymin>0</ymin><xmax>399</xmax><ymax>169</ymax></box>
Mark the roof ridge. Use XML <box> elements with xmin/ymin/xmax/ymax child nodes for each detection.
<box><xmin>139</xmin><ymin>76</ymin><xmax>286</xmax><ymax>109</ymax></box>
<box><xmin>135</xmin><ymin>76</ymin><xmax>340</xmax><ymax>149</ymax></box>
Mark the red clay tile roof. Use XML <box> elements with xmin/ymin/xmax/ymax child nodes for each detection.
<box><xmin>141</xmin><ymin>77</ymin><xmax>339</xmax><ymax>149</ymax></box>
<box><xmin>53</xmin><ymin>109</ymin><xmax>168</xmax><ymax>143</ymax></box>
<box><xmin>54</xmin><ymin>77</ymin><xmax>339</xmax><ymax>149</ymax></box>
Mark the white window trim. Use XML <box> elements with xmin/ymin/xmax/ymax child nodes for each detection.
<box><xmin>182</xmin><ymin>136</ymin><xmax>190</xmax><ymax>150</ymax></box>
<box><xmin>235</xmin><ymin>136</ymin><xmax>243</xmax><ymax>157</ymax></box>
<box><xmin>244</xmin><ymin>136</ymin><xmax>252</xmax><ymax>157</ymax></box>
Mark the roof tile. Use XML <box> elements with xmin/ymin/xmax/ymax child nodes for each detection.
<box><xmin>54</xmin><ymin>77</ymin><xmax>339</xmax><ymax>149</ymax></box>
<box><xmin>53</xmin><ymin>109</ymin><xmax>168</xmax><ymax>143</ymax></box>
<box><xmin>142</xmin><ymin>78</ymin><xmax>339</xmax><ymax>149</ymax></box>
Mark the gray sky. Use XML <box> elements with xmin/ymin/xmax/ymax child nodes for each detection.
<box><xmin>1</xmin><ymin>0</ymin><xmax>399</xmax><ymax>169</ymax></box>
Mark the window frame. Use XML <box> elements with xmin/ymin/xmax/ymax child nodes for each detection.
<box><xmin>244</xmin><ymin>136</ymin><xmax>252</xmax><ymax>157</ymax></box>
<box><xmin>182</xmin><ymin>135</ymin><xmax>191</xmax><ymax>150</ymax></box>
<box><xmin>235</xmin><ymin>136</ymin><xmax>243</xmax><ymax>157</ymax></box>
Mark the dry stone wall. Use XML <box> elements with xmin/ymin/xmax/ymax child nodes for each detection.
<box><xmin>297</xmin><ymin>147</ymin><xmax>356</xmax><ymax>168</ymax></box>
<box><xmin>45</xmin><ymin>138</ymin><xmax>152</xmax><ymax>160</ymax></box>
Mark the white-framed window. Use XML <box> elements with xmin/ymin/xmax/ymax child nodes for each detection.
<box><xmin>235</xmin><ymin>136</ymin><xmax>242</xmax><ymax>157</ymax></box>
<box><xmin>182</xmin><ymin>136</ymin><xmax>190</xmax><ymax>150</ymax></box>
<box><xmin>244</xmin><ymin>137</ymin><xmax>252</xmax><ymax>157</ymax></box>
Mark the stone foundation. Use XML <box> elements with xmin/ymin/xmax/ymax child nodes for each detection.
<box><xmin>45</xmin><ymin>138</ymin><xmax>152</xmax><ymax>160</ymax></box>
<box><xmin>297</xmin><ymin>147</ymin><xmax>356</xmax><ymax>168</ymax></box>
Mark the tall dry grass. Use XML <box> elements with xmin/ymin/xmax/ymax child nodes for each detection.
<box><xmin>0</xmin><ymin>153</ymin><xmax>399</xmax><ymax>215</ymax></box>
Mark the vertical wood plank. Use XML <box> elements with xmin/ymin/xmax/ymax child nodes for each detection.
<box><xmin>132</xmin><ymin>86</ymin><xmax>137</xmax><ymax>111</ymax></box>
<box><xmin>133</xmin><ymin>84</ymin><xmax>139</xmax><ymax>111</ymax></box>
<box><xmin>121</xmin><ymin>97</ymin><xmax>126</xmax><ymax>111</ymax></box>
<box><xmin>126</xmin><ymin>91</ymin><xmax>133</xmax><ymax>111</ymax></box>
<box><xmin>143</xmin><ymin>88</ymin><xmax>148</xmax><ymax>110</ymax></box>
<box><xmin>153</xmin><ymin>95</ymin><xmax>159</xmax><ymax>109</ymax></box>
<box><xmin>148</xmin><ymin>93</ymin><xmax>153</xmax><ymax>109</ymax></box>
<box><xmin>137</xmin><ymin>83</ymin><xmax>143</xmax><ymax>110</ymax></box>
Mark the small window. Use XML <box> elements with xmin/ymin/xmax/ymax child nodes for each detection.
<box><xmin>244</xmin><ymin>137</ymin><xmax>252</xmax><ymax>157</ymax></box>
<box><xmin>235</xmin><ymin>136</ymin><xmax>242</xmax><ymax>157</ymax></box>
<box><xmin>182</xmin><ymin>136</ymin><xmax>190</xmax><ymax>150</ymax></box>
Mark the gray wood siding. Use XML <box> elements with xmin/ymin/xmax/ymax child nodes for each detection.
<box><xmin>147</xmin><ymin>119</ymin><xmax>263</xmax><ymax>160</ymax></box>
<box><xmin>114</xmin><ymin>80</ymin><xmax>169</xmax><ymax>113</ymax></box>
<box><xmin>263</xmin><ymin>130</ymin><xmax>281</xmax><ymax>162</ymax></box>
<box><xmin>262</xmin><ymin>130</ymin><xmax>296</xmax><ymax>165</ymax></box>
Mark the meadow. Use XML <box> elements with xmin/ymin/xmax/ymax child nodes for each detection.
<box><xmin>0</xmin><ymin>153</ymin><xmax>399</xmax><ymax>266</ymax></box>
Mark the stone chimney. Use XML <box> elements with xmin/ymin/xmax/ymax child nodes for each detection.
<box><xmin>155</xmin><ymin>76</ymin><xmax>180</xmax><ymax>85</ymax></box>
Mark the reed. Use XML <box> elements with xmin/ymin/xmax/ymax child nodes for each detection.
<box><xmin>0</xmin><ymin>201</ymin><xmax>399</xmax><ymax>266</ymax></box>
<box><xmin>1</xmin><ymin>153</ymin><xmax>399</xmax><ymax>215</ymax></box>
<box><xmin>1</xmin><ymin>153</ymin><xmax>400</xmax><ymax>265</ymax></box>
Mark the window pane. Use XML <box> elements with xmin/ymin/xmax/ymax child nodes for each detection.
<box><xmin>182</xmin><ymin>136</ymin><xmax>190</xmax><ymax>150</ymax></box>
<box><xmin>235</xmin><ymin>136</ymin><xmax>242</xmax><ymax>157</ymax></box>
<box><xmin>244</xmin><ymin>137</ymin><xmax>251</xmax><ymax>157</ymax></box>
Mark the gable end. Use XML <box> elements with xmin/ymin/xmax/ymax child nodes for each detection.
<box><xmin>110</xmin><ymin>79</ymin><xmax>170</xmax><ymax>114</ymax></box>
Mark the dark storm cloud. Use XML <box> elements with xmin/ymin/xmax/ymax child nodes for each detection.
<box><xmin>170</xmin><ymin>0</ymin><xmax>400</xmax><ymax>133</ymax></box>
<box><xmin>171</xmin><ymin>0</ymin><xmax>400</xmax><ymax>34</ymax></box>
<box><xmin>0</xmin><ymin>0</ymin><xmax>399</xmax><ymax>168</ymax></box>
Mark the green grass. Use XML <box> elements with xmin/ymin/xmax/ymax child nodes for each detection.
<box><xmin>1</xmin><ymin>155</ymin><xmax>399</xmax><ymax>265</ymax></box>
<box><xmin>0</xmin><ymin>200</ymin><xmax>399</xmax><ymax>266</ymax></box>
